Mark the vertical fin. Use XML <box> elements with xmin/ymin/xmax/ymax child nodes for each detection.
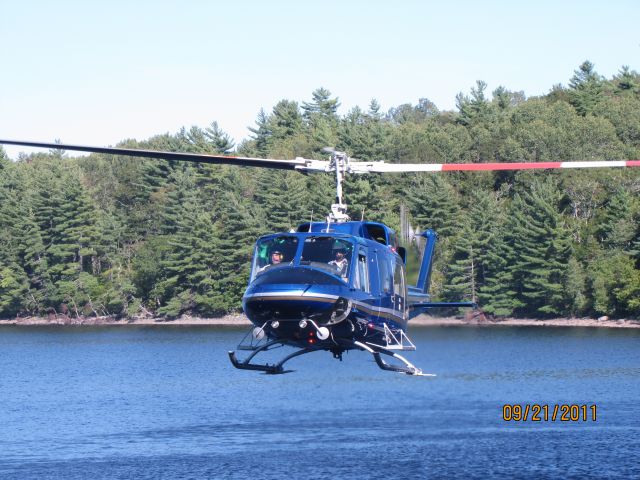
<box><xmin>415</xmin><ymin>229</ymin><xmax>437</xmax><ymax>294</ymax></box>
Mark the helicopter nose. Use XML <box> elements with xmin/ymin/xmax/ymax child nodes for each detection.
<box><xmin>243</xmin><ymin>266</ymin><xmax>350</xmax><ymax>324</ymax></box>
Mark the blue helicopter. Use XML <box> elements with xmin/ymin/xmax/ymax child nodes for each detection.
<box><xmin>2</xmin><ymin>140</ymin><xmax>637</xmax><ymax>375</ymax></box>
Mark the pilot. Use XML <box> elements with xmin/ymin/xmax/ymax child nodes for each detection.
<box><xmin>270</xmin><ymin>250</ymin><xmax>284</xmax><ymax>265</ymax></box>
<box><xmin>258</xmin><ymin>250</ymin><xmax>284</xmax><ymax>273</ymax></box>
<box><xmin>328</xmin><ymin>249</ymin><xmax>348</xmax><ymax>277</ymax></box>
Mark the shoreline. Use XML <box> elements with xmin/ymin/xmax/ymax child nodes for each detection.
<box><xmin>0</xmin><ymin>314</ymin><xmax>638</xmax><ymax>329</ymax></box>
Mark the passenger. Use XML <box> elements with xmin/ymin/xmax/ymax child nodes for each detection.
<box><xmin>328</xmin><ymin>250</ymin><xmax>348</xmax><ymax>277</ymax></box>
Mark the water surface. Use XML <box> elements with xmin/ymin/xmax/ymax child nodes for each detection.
<box><xmin>1</xmin><ymin>326</ymin><xmax>639</xmax><ymax>479</ymax></box>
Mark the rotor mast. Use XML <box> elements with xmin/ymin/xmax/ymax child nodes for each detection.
<box><xmin>325</xmin><ymin>149</ymin><xmax>350</xmax><ymax>223</ymax></box>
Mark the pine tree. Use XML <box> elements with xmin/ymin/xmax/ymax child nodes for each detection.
<box><xmin>478</xmin><ymin>224</ymin><xmax>522</xmax><ymax>316</ymax></box>
<box><xmin>204</xmin><ymin>121</ymin><xmax>235</xmax><ymax>153</ymax></box>
<box><xmin>588</xmin><ymin>250</ymin><xmax>640</xmax><ymax>318</ymax></box>
<box><xmin>248</xmin><ymin>108</ymin><xmax>272</xmax><ymax>157</ymax></box>
<box><xmin>443</xmin><ymin>217</ymin><xmax>479</xmax><ymax>303</ymax></box>
<box><xmin>408</xmin><ymin>175</ymin><xmax>460</xmax><ymax>238</ymax></box>
<box><xmin>209</xmin><ymin>187</ymin><xmax>263</xmax><ymax>312</ymax></box>
<box><xmin>596</xmin><ymin>188</ymin><xmax>636</xmax><ymax>250</ymax></box>
<box><xmin>613</xmin><ymin>65</ymin><xmax>639</xmax><ymax>94</ymax></box>
<box><xmin>509</xmin><ymin>177</ymin><xmax>573</xmax><ymax>316</ymax></box>
<box><xmin>269</xmin><ymin>100</ymin><xmax>303</xmax><ymax>140</ymax></box>
<box><xmin>0</xmin><ymin>163</ymin><xmax>30</xmax><ymax>316</ymax></box>
<box><xmin>456</xmin><ymin>80</ymin><xmax>491</xmax><ymax>126</ymax></box>
<box><xmin>15</xmin><ymin>208</ymin><xmax>50</xmax><ymax>313</ymax></box>
<box><xmin>156</xmin><ymin>179</ymin><xmax>217</xmax><ymax>317</ymax></box>
<box><xmin>445</xmin><ymin>190</ymin><xmax>503</xmax><ymax>305</ymax></box>
<box><xmin>302</xmin><ymin>88</ymin><xmax>340</xmax><ymax>120</ymax></box>
<box><xmin>302</xmin><ymin>88</ymin><xmax>341</xmax><ymax>153</ymax></box>
<box><xmin>29</xmin><ymin>162</ymin><xmax>101</xmax><ymax>315</ymax></box>
<box><xmin>254</xmin><ymin>169</ymin><xmax>308</xmax><ymax>232</ymax></box>
<box><xmin>0</xmin><ymin>147</ymin><xmax>9</xmax><ymax>168</ymax></box>
<box><xmin>569</xmin><ymin>60</ymin><xmax>604</xmax><ymax>116</ymax></box>
<box><xmin>475</xmin><ymin>191</ymin><xmax>524</xmax><ymax>316</ymax></box>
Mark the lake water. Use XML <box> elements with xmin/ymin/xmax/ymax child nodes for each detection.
<box><xmin>1</xmin><ymin>325</ymin><xmax>639</xmax><ymax>479</ymax></box>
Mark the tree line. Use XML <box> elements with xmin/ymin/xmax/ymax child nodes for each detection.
<box><xmin>1</xmin><ymin>61</ymin><xmax>639</xmax><ymax>319</ymax></box>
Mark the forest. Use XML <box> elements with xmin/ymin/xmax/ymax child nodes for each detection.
<box><xmin>1</xmin><ymin>61</ymin><xmax>639</xmax><ymax>320</ymax></box>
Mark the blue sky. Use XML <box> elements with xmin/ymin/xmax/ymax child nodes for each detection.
<box><xmin>1</xmin><ymin>0</ymin><xmax>638</xmax><ymax>158</ymax></box>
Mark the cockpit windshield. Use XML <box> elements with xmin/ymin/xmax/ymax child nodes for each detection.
<box><xmin>300</xmin><ymin>236</ymin><xmax>353</xmax><ymax>281</ymax></box>
<box><xmin>252</xmin><ymin>236</ymin><xmax>298</xmax><ymax>278</ymax></box>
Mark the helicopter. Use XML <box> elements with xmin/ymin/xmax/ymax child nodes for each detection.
<box><xmin>1</xmin><ymin>139</ymin><xmax>638</xmax><ymax>375</ymax></box>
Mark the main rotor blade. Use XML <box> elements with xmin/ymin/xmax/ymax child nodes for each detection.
<box><xmin>0</xmin><ymin>139</ymin><xmax>324</xmax><ymax>171</ymax></box>
<box><xmin>350</xmin><ymin>160</ymin><xmax>640</xmax><ymax>173</ymax></box>
<box><xmin>4</xmin><ymin>139</ymin><xmax>638</xmax><ymax>173</ymax></box>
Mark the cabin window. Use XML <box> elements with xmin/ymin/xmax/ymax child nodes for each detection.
<box><xmin>389</xmin><ymin>232</ymin><xmax>398</xmax><ymax>249</ymax></box>
<box><xmin>300</xmin><ymin>237</ymin><xmax>353</xmax><ymax>281</ymax></box>
<box><xmin>252</xmin><ymin>236</ymin><xmax>299</xmax><ymax>279</ymax></box>
<box><xmin>378</xmin><ymin>253</ymin><xmax>393</xmax><ymax>294</ymax></box>
<box><xmin>393</xmin><ymin>260</ymin><xmax>406</xmax><ymax>312</ymax></box>
<box><xmin>354</xmin><ymin>252</ymin><xmax>370</xmax><ymax>293</ymax></box>
<box><xmin>365</xmin><ymin>224</ymin><xmax>387</xmax><ymax>245</ymax></box>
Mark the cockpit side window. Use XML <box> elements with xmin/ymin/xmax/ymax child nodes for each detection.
<box><xmin>252</xmin><ymin>236</ymin><xmax>299</xmax><ymax>279</ymax></box>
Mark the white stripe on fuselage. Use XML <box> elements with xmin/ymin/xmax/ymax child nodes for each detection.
<box><xmin>244</xmin><ymin>291</ymin><xmax>340</xmax><ymax>300</ymax></box>
<box><xmin>244</xmin><ymin>292</ymin><xmax>406</xmax><ymax>322</ymax></box>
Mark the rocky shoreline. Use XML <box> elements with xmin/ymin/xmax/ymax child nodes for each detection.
<box><xmin>0</xmin><ymin>314</ymin><xmax>638</xmax><ymax>329</ymax></box>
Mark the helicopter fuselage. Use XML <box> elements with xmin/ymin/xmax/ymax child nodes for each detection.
<box><xmin>242</xmin><ymin>222</ymin><xmax>408</xmax><ymax>350</ymax></box>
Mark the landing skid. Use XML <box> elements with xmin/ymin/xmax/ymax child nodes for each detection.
<box><xmin>227</xmin><ymin>328</ymin><xmax>434</xmax><ymax>376</ymax></box>
<box><xmin>228</xmin><ymin>340</ymin><xmax>323</xmax><ymax>374</ymax></box>
<box><xmin>350</xmin><ymin>340</ymin><xmax>435</xmax><ymax>376</ymax></box>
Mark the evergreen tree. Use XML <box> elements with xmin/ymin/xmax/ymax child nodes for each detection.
<box><xmin>443</xmin><ymin>217</ymin><xmax>479</xmax><ymax>303</ymax></box>
<box><xmin>509</xmin><ymin>177</ymin><xmax>573</xmax><ymax>316</ymax></box>
<box><xmin>613</xmin><ymin>65</ymin><xmax>639</xmax><ymax>94</ymax></box>
<box><xmin>254</xmin><ymin>169</ymin><xmax>308</xmax><ymax>232</ymax></box>
<box><xmin>302</xmin><ymin>88</ymin><xmax>341</xmax><ymax>152</ymax></box>
<box><xmin>456</xmin><ymin>80</ymin><xmax>491</xmax><ymax>126</ymax></box>
<box><xmin>209</xmin><ymin>186</ymin><xmax>263</xmax><ymax>311</ymax></box>
<box><xmin>30</xmin><ymin>162</ymin><xmax>101</xmax><ymax>315</ymax></box>
<box><xmin>479</xmin><ymin>225</ymin><xmax>522</xmax><ymax>316</ymax></box>
<box><xmin>156</xmin><ymin>172</ymin><xmax>218</xmax><ymax>317</ymax></box>
<box><xmin>302</xmin><ymin>87</ymin><xmax>340</xmax><ymax>120</ymax></box>
<box><xmin>588</xmin><ymin>250</ymin><xmax>640</xmax><ymax>318</ymax></box>
<box><xmin>269</xmin><ymin>100</ymin><xmax>303</xmax><ymax>140</ymax></box>
<box><xmin>446</xmin><ymin>189</ymin><xmax>504</xmax><ymax>305</ymax></box>
<box><xmin>596</xmin><ymin>188</ymin><xmax>636</xmax><ymax>250</ymax></box>
<box><xmin>0</xmin><ymin>164</ymin><xmax>29</xmax><ymax>316</ymax></box>
<box><xmin>569</xmin><ymin>60</ymin><xmax>604</xmax><ymax>116</ymax></box>
<box><xmin>204</xmin><ymin>121</ymin><xmax>235</xmax><ymax>153</ymax></box>
<box><xmin>408</xmin><ymin>175</ymin><xmax>460</xmax><ymax>238</ymax></box>
<box><xmin>247</xmin><ymin>108</ymin><xmax>272</xmax><ymax>157</ymax></box>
